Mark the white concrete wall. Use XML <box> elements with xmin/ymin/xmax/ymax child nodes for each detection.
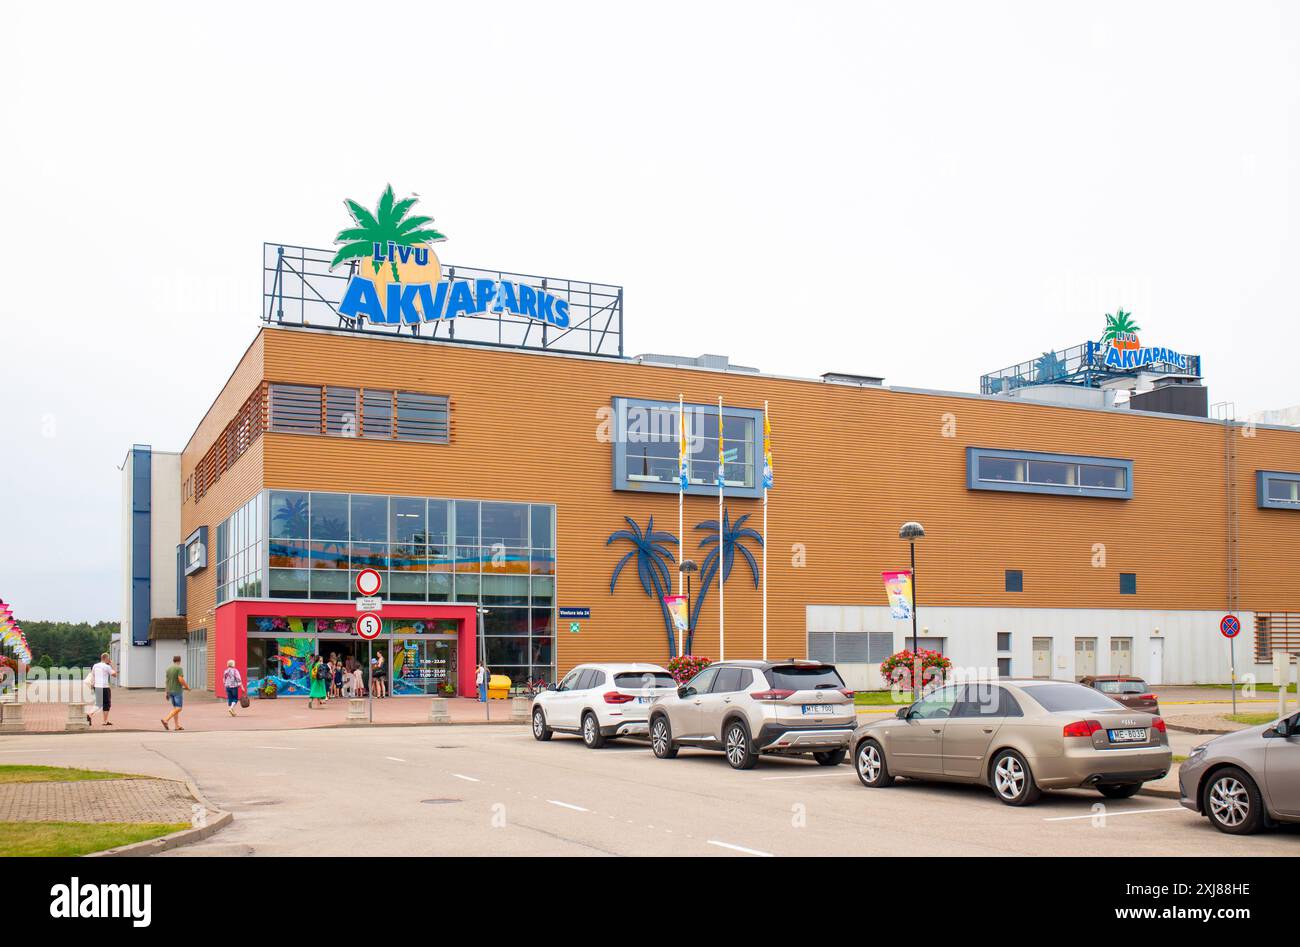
<box><xmin>807</xmin><ymin>605</ymin><xmax>1259</xmax><ymax>687</ymax></box>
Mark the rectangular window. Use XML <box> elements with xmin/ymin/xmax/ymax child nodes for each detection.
<box><xmin>1004</xmin><ymin>569</ymin><xmax>1023</xmax><ymax>592</ymax></box>
<box><xmin>611</xmin><ymin>397</ymin><xmax>763</xmax><ymax>498</ymax></box>
<box><xmin>997</xmin><ymin>656</ymin><xmax>1012</xmax><ymax>678</ymax></box>
<box><xmin>997</xmin><ymin>631</ymin><xmax>1012</xmax><ymax>652</ymax></box>
<box><xmin>268</xmin><ymin>384</ymin><xmax>322</xmax><ymax>434</ymax></box>
<box><xmin>1258</xmin><ymin>471</ymin><xmax>1300</xmax><ymax>509</ymax></box>
<box><xmin>325</xmin><ymin>387</ymin><xmax>359</xmax><ymax>436</ymax></box>
<box><xmin>967</xmin><ymin>448</ymin><xmax>1132</xmax><ymax>499</ymax></box>
<box><xmin>394</xmin><ymin>391</ymin><xmax>450</xmax><ymax>442</ymax></box>
<box><xmin>1119</xmin><ymin>572</ymin><xmax>1137</xmax><ymax>595</ymax></box>
<box><xmin>806</xmin><ymin>631</ymin><xmax>892</xmax><ymax>663</ymax></box>
<box><xmin>362</xmin><ymin>389</ymin><xmax>393</xmax><ymax>439</ymax></box>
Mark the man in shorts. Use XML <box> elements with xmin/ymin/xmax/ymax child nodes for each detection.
<box><xmin>89</xmin><ymin>652</ymin><xmax>117</xmax><ymax>726</ymax></box>
<box><xmin>161</xmin><ymin>655</ymin><xmax>190</xmax><ymax>731</ymax></box>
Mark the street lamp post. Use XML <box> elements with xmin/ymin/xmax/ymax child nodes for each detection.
<box><xmin>478</xmin><ymin>606</ymin><xmax>491</xmax><ymax>721</ymax></box>
<box><xmin>678</xmin><ymin>559</ymin><xmax>699</xmax><ymax>657</ymax></box>
<box><xmin>899</xmin><ymin>521</ymin><xmax>925</xmax><ymax>702</ymax></box>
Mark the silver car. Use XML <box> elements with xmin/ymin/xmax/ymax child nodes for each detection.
<box><xmin>1179</xmin><ymin>710</ymin><xmax>1300</xmax><ymax>834</ymax></box>
<box><xmin>852</xmin><ymin>680</ymin><xmax>1172</xmax><ymax>806</ymax></box>
<box><xmin>648</xmin><ymin>660</ymin><xmax>856</xmax><ymax>769</ymax></box>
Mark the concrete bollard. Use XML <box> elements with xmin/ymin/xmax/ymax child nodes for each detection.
<box><xmin>0</xmin><ymin>703</ymin><xmax>24</xmax><ymax>733</ymax></box>
<box><xmin>511</xmin><ymin>697</ymin><xmax>531</xmax><ymax>724</ymax></box>
<box><xmin>346</xmin><ymin>698</ymin><xmax>368</xmax><ymax>724</ymax></box>
<box><xmin>428</xmin><ymin>698</ymin><xmax>451</xmax><ymax>724</ymax></box>
<box><xmin>66</xmin><ymin>703</ymin><xmax>89</xmax><ymax>732</ymax></box>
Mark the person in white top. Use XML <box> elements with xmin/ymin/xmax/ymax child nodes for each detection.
<box><xmin>89</xmin><ymin>653</ymin><xmax>117</xmax><ymax>727</ymax></box>
<box><xmin>476</xmin><ymin>663</ymin><xmax>490</xmax><ymax>702</ymax></box>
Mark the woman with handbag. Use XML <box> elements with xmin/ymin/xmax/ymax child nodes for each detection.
<box><xmin>223</xmin><ymin>660</ymin><xmax>245</xmax><ymax>717</ymax></box>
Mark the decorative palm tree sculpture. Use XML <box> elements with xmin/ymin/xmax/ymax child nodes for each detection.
<box><xmin>1101</xmin><ymin>309</ymin><xmax>1141</xmax><ymax>350</ymax></box>
<box><xmin>687</xmin><ymin>508</ymin><xmax>763</xmax><ymax>652</ymax></box>
<box><xmin>607</xmin><ymin>516</ymin><xmax>680</xmax><ymax>656</ymax></box>
<box><xmin>329</xmin><ymin>184</ymin><xmax>447</xmax><ymax>283</ymax></box>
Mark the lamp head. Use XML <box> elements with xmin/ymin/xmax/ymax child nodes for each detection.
<box><xmin>899</xmin><ymin>521</ymin><xmax>926</xmax><ymax>540</ymax></box>
<box><xmin>679</xmin><ymin>559</ymin><xmax>699</xmax><ymax>574</ymax></box>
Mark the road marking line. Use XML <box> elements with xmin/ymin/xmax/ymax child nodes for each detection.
<box><xmin>384</xmin><ymin>756</ymin><xmax>406</xmax><ymax>762</ymax></box>
<box><xmin>1043</xmin><ymin>806</ymin><xmax>1185</xmax><ymax>822</ymax></box>
<box><xmin>707</xmin><ymin>839</ymin><xmax>774</xmax><ymax>857</ymax></box>
<box><xmin>547</xmin><ymin>800</ymin><xmax>589</xmax><ymax>812</ymax></box>
<box><xmin>0</xmin><ymin>749</ymin><xmax>55</xmax><ymax>753</ymax></box>
<box><xmin>255</xmin><ymin>745</ymin><xmax>297</xmax><ymax>750</ymax></box>
<box><xmin>451</xmin><ymin>773</ymin><xmax>479</xmax><ymax>782</ymax></box>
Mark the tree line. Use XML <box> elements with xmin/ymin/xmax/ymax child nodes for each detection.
<box><xmin>11</xmin><ymin>620</ymin><xmax>118</xmax><ymax>668</ymax></box>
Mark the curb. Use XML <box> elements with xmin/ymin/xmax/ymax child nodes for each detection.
<box><xmin>86</xmin><ymin>779</ymin><xmax>232</xmax><ymax>858</ymax></box>
<box><xmin>1167</xmin><ymin>723</ymin><xmax>1234</xmax><ymax>735</ymax></box>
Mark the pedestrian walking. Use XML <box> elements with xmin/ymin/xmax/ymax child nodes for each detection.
<box><xmin>370</xmin><ymin>651</ymin><xmax>386</xmax><ymax>699</ymax></box>
<box><xmin>88</xmin><ymin>652</ymin><xmax>116</xmax><ymax>726</ymax></box>
<box><xmin>307</xmin><ymin>655</ymin><xmax>328</xmax><ymax>708</ymax></box>
<box><xmin>476</xmin><ymin>662</ymin><xmax>490</xmax><ymax>703</ymax></box>
<box><xmin>161</xmin><ymin>655</ymin><xmax>189</xmax><ymax>731</ymax></box>
<box><xmin>223</xmin><ymin>659</ymin><xmax>244</xmax><ymax>716</ymax></box>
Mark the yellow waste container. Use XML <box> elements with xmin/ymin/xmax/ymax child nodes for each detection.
<box><xmin>488</xmin><ymin>674</ymin><xmax>511</xmax><ymax>700</ymax></box>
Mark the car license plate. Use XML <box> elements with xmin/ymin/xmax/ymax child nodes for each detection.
<box><xmin>1108</xmin><ymin>728</ymin><xmax>1147</xmax><ymax>743</ymax></box>
<box><xmin>801</xmin><ymin>704</ymin><xmax>833</xmax><ymax>716</ymax></box>
<box><xmin>636</xmin><ymin>696</ymin><xmax>650</xmax><ymax>704</ymax></box>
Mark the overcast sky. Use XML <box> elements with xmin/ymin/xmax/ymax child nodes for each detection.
<box><xmin>1</xmin><ymin>1</ymin><xmax>1297</xmax><ymax>622</ymax></box>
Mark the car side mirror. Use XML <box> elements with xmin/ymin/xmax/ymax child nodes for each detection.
<box><xmin>895</xmin><ymin>706</ymin><xmax>911</xmax><ymax>720</ymax></box>
<box><xmin>678</xmin><ymin>685</ymin><xmax>692</xmax><ymax>699</ymax></box>
<box><xmin>546</xmin><ymin>683</ymin><xmax>557</xmax><ymax>691</ymax></box>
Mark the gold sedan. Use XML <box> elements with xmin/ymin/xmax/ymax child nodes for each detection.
<box><xmin>852</xmin><ymin>679</ymin><xmax>1172</xmax><ymax>806</ymax></box>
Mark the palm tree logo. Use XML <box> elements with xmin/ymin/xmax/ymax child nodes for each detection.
<box><xmin>607</xmin><ymin>516</ymin><xmax>680</xmax><ymax>656</ymax></box>
<box><xmin>330</xmin><ymin>184</ymin><xmax>447</xmax><ymax>285</ymax></box>
<box><xmin>687</xmin><ymin>508</ymin><xmax>763</xmax><ymax>652</ymax></box>
<box><xmin>1101</xmin><ymin>309</ymin><xmax>1141</xmax><ymax>351</ymax></box>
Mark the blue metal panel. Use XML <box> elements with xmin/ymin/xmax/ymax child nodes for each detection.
<box><xmin>966</xmin><ymin>447</ymin><xmax>1134</xmax><ymax>500</ymax></box>
<box><xmin>131</xmin><ymin>446</ymin><xmax>152</xmax><ymax>645</ymax></box>
<box><xmin>1257</xmin><ymin>470</ymin><xmax>1300</xmax><ymax>510</ymax></box>
<box><xmin>611</xmin><ymin>396</ymin><xmax>764</xmax><ymax>499</ymax></box>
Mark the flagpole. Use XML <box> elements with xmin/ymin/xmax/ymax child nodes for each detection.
<box><xmin>677</xmin><ymin>393</ymin><xmax>685</xmax><ymax>659</ymax></box>
<box><xmin>718</xmin><ymin>395</ymin><xmax>725</xmax><ymax>662</ymax></box>
<box><xmin>762</xmin><ymin>400</ymin><xmax>769</xmax><ymax>662</ymax></box>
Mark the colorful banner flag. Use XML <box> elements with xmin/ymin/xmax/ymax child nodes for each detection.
<box><xmin>716</xmin><ymin>405</ymin><xmax>726</xmax><ymax>487</ymax></box>
<box><xmin>664</xmin><ymin>594</ymin><xmax>689</xmax><ymax>633</ymax></box>
<box><xmin>678</xmin><ymin>401</ymin><xmax>689</xmax><ymax>491</ymax></box>
<box><xmin>881</xmin><ymin>571</ymin><xmax>914</xmax><ymax>621</ymax></box>
<box><xmin>762</xmin><ymin>409</ymin><xmax>774</xmax><ymax>489</ymax></box>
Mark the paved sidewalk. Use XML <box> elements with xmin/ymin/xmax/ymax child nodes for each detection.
<box><xmin>11</xmin><ymin>689</ymin><xmax>520</xmax><ymax>733</ymax></box>
<box><xmin>0</xmin><ymin>778</ymin><xmax>196</xmax><ymax>823</ymax></box>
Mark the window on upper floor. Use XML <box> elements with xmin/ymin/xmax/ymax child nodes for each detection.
<box><xmin>267</xmin><ymin>383</ymin><xmax>449</xmax><ymax>444</ymax></box>
<box><xmin>1119</xmin><ymin>572</ymin><xmax>1137</xmax><ymax>595</ymax></box>
<box><xmin>1005</xmin><ymin>569</ymin><xmax>1023</xmax><ymax>592</ymax></box>
<box><xmin>966</xmin><ymin>447</ymin><xmax>1132</xmax><ymax>499</ymax></box>
<box><xmin>1258</xmin><ymin>470</ymin><xmax>1300</xmax><ymax>510</ymax></box>
<box><xmin>610</xmin><ymin>396</ymin><xmax>763</xmax><ymax>497</ymax></box>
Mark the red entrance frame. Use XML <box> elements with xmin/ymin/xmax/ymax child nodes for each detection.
<box><xmin>213</xmin><ymin>600</ymin><xmax>479</xmax><ymax>697</ymax></box>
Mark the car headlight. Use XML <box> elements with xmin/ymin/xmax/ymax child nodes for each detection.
<box><xmin>1188</xmin><ymin>744</ymin><xmax>1208</xmax><ymax>761</ymax></box>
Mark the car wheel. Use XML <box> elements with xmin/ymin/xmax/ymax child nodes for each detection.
<box><xmin>650</xmin><ymin>716</ymin><xmax>678</xmax><ymax>759</ymax></box>
<box><xmin>581</xmin><ymin>712</ymin><xmax>606</xmax><ymax>749</ymax></box>
<box><xmin>531</xmin><ymin>707</ymin><xmax>552</xmax><ymax>742</ymax></box>
<box><xmin>814</xmin><ymin>749</ymin><xmax>846</xmax><ymax>767</ymax></box>
<box><xmin>990</xmin><ymin>749</ymin><xmax>1041</xmax><ymax>806</ymax></box>
<box><xmin>1097</xmin><ymin>783</ymin><xmax>1141</xmax><ymax>800</ymax></box>
<box><xmin>855</xmin><ymin>739</ymin><xmax>894</xmax><ymax>788</ymax></box>
<box><xmin>1204</xmin><ymin>767</ymin><xmax>1264</xmax><ymax>834</ymax></box>
<box><xmin>724</xmin><ymin>720</ymin><xmax>758</xmax><ymax>770</ymax></box>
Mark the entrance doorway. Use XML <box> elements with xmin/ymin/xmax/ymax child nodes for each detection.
<box><xmin>1074</xmin><ymin>638</ymin><xmax>1097</xmax><ymax>680</ymax></box>
<box><xmin>320</xmin><ymin>637</ymin><xmax>369</xmax><ymax>696</ymax></box>
<box><xmin>1147</xmin><ymin>637</ymin><xmax>1164</xmax><ymax>685</ymax></box>
<box><xmin>1032</xmin><ymin>638</ymin><xmax>1053</xmax><ymax>679</ymax></box>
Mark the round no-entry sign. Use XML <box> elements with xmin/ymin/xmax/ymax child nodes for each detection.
<box><xmin>1220</xmin><ymin>614</ymin><xmax>1241</xmax><ymax>638</ymax></box>
<box><xmin>356</xmin><ymin>568</ymin><xmax>383</xmax><ymax>597</ymax></box>
<box><xmin>357</xmin><ymin>613</ymin><xmax>382</xmax><ymax>640</ymax></box>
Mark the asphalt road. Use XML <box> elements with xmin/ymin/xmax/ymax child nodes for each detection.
<box><xmin>2</xmin><ymin>726</ymin><xmax>1297</xmax><ymax>856</ymax></box>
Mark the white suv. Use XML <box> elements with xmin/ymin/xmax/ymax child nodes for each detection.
<box><xmin>531</xmin><ymin>663</ymin><xmax>677</xmax><ymax>748</ymax></box>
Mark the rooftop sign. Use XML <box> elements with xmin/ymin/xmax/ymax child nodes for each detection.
<box><xmin>1092</xmin><ymin>309</ymin><xmax>1191</xmax><ymax>373</ymax></box>
<box><xmin>261</xmin><ymin>185</ymin><xmax>623</xmax><ymax>357</ymax></box>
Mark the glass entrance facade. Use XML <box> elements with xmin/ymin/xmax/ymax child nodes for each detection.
<box><xmin>218</xmin><ymin>490</ymin><xmax>558</xmax><ymax>688</ymax></box>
